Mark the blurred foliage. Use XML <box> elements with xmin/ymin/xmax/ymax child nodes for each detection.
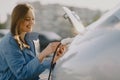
<box><xmin>92</xmin><ymin>13</ymin><xmax>101</xmax><ymax>23</ymax></box>
<box><xmin>84</xmin><ymin>12</ymin><xmax>102</xmax><ymax>26</ymax></box>
<box><xmin>0</xmin><ymin>22</ymin><xmax>7</xmax><ymax>29</ymax></box>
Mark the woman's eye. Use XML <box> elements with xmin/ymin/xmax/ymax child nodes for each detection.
<box><xmin>32</xmin><ymin>18</ymin><xmax>35</xmax><ymax>20</ymax></box>
<box><xmin>24</xmin><ymin>18</ymin><xmax>30</xmax><ymax>21</ymax></box>
<box><xmin>24</xmin><ymin>18</ymin><xmax>35</xmax><ymax>21</ymax></box>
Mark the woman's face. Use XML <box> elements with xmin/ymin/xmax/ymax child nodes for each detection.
<box><xmin>19</xmin><ymin>9</ymin><xmax>35</xmax><ymax>33</ymax></box>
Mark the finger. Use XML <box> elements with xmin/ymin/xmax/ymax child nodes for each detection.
<box><xmin>59</xmin><ymin>46</ymin><xmax>65</xmax><ymax>52</ymax></box>
<box><xmin>53</xmin><ymin>42</ymin><xmax>61</xmax><ymax>46</ymax></box>
<box><xmin>56</xmin><ymin>49</ymin><xmax>64</xmax><ymax>56</ymax></box>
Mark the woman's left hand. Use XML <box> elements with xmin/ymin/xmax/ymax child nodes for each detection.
<box><xmin>53</xmin><ymin>44</ymin><xmax>67</xmax><ymax>63</ymax></box>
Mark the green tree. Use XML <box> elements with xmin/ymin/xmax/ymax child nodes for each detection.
<box><xmin>0</xmin><ymin>22</ymin><xmax>7</xmax><ymax>29</ymax></box>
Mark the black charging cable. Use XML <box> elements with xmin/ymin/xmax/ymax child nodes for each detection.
<box><xmin>48</xmin><ymin>43</ymin><xmax>61</xmax><ymax>80</ymax></box>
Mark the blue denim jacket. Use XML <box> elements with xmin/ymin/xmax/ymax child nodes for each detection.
<box><xmin>0</xmin><ymin>32</ymin><xmax>51</xmax><ymax>80</ymax></box>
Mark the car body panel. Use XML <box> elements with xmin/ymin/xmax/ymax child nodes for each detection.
<box><xmin>52</xmin><ymin>5</ymin><xmax>120</xmax><ymax>80</ymax></box>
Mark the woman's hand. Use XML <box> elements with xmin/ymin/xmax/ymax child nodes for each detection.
<box><xmin>46</xmin><ymin>42</ymin><xmax>61</xmax><ymax>54</ymax></box>
<box><xmin>38</xmin><ymin>42</ymin><xmax>61</xmax><ymax>62</ymax></box>
<box><xmin>53</xmin><ymin>44</ymin><xmax>67</xmax><ymax>63</ymax></box>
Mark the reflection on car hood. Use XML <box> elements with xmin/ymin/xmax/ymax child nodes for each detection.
<box><xmin>52</xmin><ymin>28</ymin><xmax>120</xmax><ymax>80</ymax></box>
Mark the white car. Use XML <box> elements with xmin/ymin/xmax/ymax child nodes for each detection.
<box><xmin>51</xmin><ymin>4</ymin><xmax>120</xmax><ymax>80</ymax></box>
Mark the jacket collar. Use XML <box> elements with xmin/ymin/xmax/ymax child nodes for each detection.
<box><xmin>9</xmin><ymin>32</ymin><xmax>39</xmax><ymax>57</ymax></box>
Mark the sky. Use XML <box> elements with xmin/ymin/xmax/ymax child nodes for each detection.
<box><xmin>0</xmin><ymin>0</ymin><xmax>120</xmax><ymax>23</ymax></box>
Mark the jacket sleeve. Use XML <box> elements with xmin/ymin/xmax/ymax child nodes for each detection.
<box><xmin>4</xmin><ymin>46</ymin><xmax>51</xmax><ymax>80</ymax></box>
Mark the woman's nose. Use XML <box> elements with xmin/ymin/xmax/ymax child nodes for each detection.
<box><xmin>30</xmin><ymin>19</ymin><xmax>35</xmax><ymax>25</ymax></box>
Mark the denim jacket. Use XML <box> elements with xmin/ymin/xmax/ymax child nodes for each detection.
<box><xmin>0</xmin><ymin>32</ymin><xmax>51</xmax><ymax>80</ymax></box>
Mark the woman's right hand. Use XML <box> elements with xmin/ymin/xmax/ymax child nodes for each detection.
<box><xmin>45</xmin><ymin>42</ymin><xmax>61</xmax><ymax>54</ymax></box>
<box><xmin>38</xmin><ymin>42</ymin><xmax>60</xmax><ymax>62</ymax></box>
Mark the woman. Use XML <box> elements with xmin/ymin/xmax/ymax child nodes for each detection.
<box><xmin>0</xmin><ymin>3</ymin><xmax>65</xmax><ymax>80</ymax></box>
